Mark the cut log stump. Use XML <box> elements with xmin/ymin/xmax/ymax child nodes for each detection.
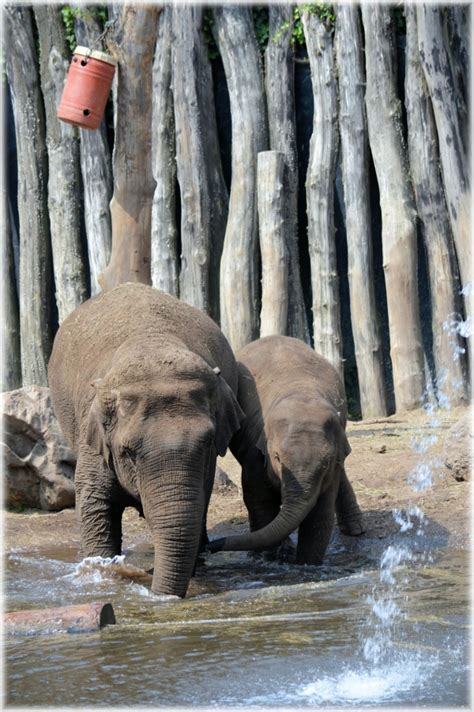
<box><xmin>4</xmin><ymin>602</ymin><xmax>116</xmax><ymax>636</ymax></box>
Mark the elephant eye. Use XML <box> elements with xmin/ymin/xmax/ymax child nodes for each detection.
<box><xmin>118</xmin><ymin>396</ymin><xmax>138</xmax><ymax>416</ymax></box>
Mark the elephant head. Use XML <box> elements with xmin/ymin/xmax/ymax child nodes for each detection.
<box><xmin>84</xmin><ymin>341</ymin><xmax>243</xmax><ymax>597</ymax></box>
<box><xmin>209</xmin><ymin>396</ymin><xmax>350</xmax><ymax>555</ymax></box>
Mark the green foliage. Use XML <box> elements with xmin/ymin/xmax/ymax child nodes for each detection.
<box><xmin>61</xmin><ymin>6</ymin><xmax>78</xmax><ymax>51</ymax></box>
<box><xmin>203</xmin><ymin>11</ymin><xmax>219</xmax><ymax>61</ymax></box>
<box><xmin>202</xmin><ymin>4</ymin><xmax>335</xmax><ymax>61</ymax></box>
<box><xmin>292</xmin><ymin>4</ymin><xmax>336</xmax><ymax>47</ymax></box>
<box><xmin>271</xmin><ymin>19</ymin><xmax>291</xmax><ymax>46</ymax></box>
<box><xmin>60</xmin><ymin>5</ymin><xmax>108</xmax><ymax>52</ymax></box>
<box><xmin>253</xmin><ymin>6</ymin><xmax>270</xmax><ymax>51</ymax></box>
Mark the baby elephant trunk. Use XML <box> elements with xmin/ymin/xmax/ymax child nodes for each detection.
<box><xmin>208</xmin><ymin>477</ymin><xmax>320</xmax><ymax>553</ymax></box>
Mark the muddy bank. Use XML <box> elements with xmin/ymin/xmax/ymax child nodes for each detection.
<box><xmin>4</xmin><ymin>405</ymin><xmax>471</xmax><ymax>557</ymax></box>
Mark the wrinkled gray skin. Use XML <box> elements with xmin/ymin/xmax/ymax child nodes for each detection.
<box><xmin>48</xmin><ymin>283</ymin><xmax>243</xmax><ymax>597</ymax></box>
<box><xmin>209</xmin><ymin>336</ymin><xmax>364</xmax><ymax>564</ymax></box>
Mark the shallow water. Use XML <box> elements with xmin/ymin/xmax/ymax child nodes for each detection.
<box><xmin>4</xmin><ymin>531</ymin><xmax>470</xmax><ymax>708</ymax></box>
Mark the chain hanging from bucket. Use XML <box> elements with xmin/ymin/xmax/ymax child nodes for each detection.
<box><xmin>57</xmin><ymin>18</ymin><xmax>117</xmax><ymax>131</ymax></box>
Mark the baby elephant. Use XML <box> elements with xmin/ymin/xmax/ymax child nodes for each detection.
<box><xmin>209</xmin><ymin>335</ymin><xmax>364</xmax><ymax>564</ymax></box>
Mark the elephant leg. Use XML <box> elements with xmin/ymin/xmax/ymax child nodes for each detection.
<box><xmin>242</xmin><ymin>449</ymin><xmax>280</xmax><ymax>532</ymax></box>
<box><xmin>296</xmin><ymin>479</ymin><xmax>338</xmax><ymax>565</ymax></box>
<box><xmin>335</xmin><ymin>466</ymin><xmax>365</xmax><ymax>536</ymax></box>
<box><xmin>75</xmin><ymin>447</ymin><xmax>124</xmax><ymax>558</ymax></box>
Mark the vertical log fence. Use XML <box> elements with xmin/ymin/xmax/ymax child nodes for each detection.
<box><xmin>3</xmin><ymin>3</ymin><xmax>470</xmax><ymax>418</ymax></box>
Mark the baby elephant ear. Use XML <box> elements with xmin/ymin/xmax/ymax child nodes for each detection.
<box><xmin>335</xmin><ymin>421</ymin><xmax>351</xmax><ymax>463</ymax></box>
<box><xmin>214</xmin><ymin>372</ymin><xmax>245</xmax><ymax>457</ymax></box>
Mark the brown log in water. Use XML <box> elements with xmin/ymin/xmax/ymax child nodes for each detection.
<box><xmin>4</xmin><ymin>602</ymin><xmax>116</xmax><ymax>636</ymax></box>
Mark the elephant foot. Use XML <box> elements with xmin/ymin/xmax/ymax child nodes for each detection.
<box><xmin>337</xmin><ymin>514</ymin><xmax>365</xmax><ymax>537</ymax></box>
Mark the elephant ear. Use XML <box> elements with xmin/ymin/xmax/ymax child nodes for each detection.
<box><xmin>214</xmin><ymin>369</ymin><xmax>245</xmax><ymax>457</ymax></box>
<box><xmin>323</xmin><ymin>411</ymin><xmax>351</xmax><ymax>465</ymax></box>
<box><xmin>334</xmin><ymin>415</ymin><xmax>351</xmax><ymax>463</ymax></box>
<box><xmin>85</xmin><ymin>380</ymin><xmax>117</xmax><ymax>467</ymax></box>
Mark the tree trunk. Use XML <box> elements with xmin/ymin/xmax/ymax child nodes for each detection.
<box><xmin>197</xmin><ymin>19</ymin><xmax>229</xmax><ymax>325</ymax></box>
<box><xmin>4</xmin><ymin>7</ymin><xmax>52</xmax><ymax>387</ymax></box>
<box><xmin>335</xmin><ymin>5</ymin><xmax>387</xmax><ymax>418</ymax></box>
<box><xmin>445</xmin><ymin>5</ymin><xmax>470</xmax><ymax>106</ymax></box>
<box><xmin>257</xmin><ymin>151</ymin><xmax>289</xmax><ymax>337</ymax></box>
<box><xmin>361</xmin><ymin>5</ymin><xmax>425</xmax><ymax>412</ymax></box>
<box><xmin>302</xmin><ymin>11</ymin><xmax>343</xmax><ymax>379</ymax></box>
<box><xmin>151</xmin><ymin>6</ymin><xmax>178</xmax><ymax>297</ymax></box>
<box><xmin>73</xmin><ymin>7</ymin><xmax>113</xmax><ymax>297</ymax></box>
<box><xmin>99</xmin><ymin>5</ymin><xmax>160</xmax><ymax>289</ymax></box>
<box><xmin>2</xmin><ymin>193</ymin><xmax>22</xmax><ymax>391</ymax></box>
<box><xmin>416</xmin><ymin>5</ymin><xmax>470</xmax><ymax>291</ymax></box>
<box><xmin>171</xmin><ymin>5</ymin><xmax>228</xmax><ymax>319</ymax></box>
<box><xmin>34</xmin><ymin>6</ymin><xmax>88</xmax><ymax>321</ymax></box>
<box><xmin>405</xmin><ymin>6</ymin><xmax>467</xmax><ymax>405</ymax></box>
<box><xmin>265</xmin><ymin>4</ymin><xmax>309</xmax><ymax>343</ymax></box>
<box><xmin>213</xmin><ymin>6</ymin><xmax>268</xmax><ymax>350</ymax></box>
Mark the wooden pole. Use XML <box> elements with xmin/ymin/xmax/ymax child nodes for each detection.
<box><xmin>335</xmin><ymin>5</ymin><xmax>387</xmax><ymax>417</ymax></box>
<box><xmin>405</xmin><ymin>6</ymin><xmax>467</xmax><ymax>404</ymax></box>
<box><xmin>265</xmin><ymin>4</ymin><xmax>309</xmax><ymax>343</ymax></box>
<box><xmin>302</xmin><ymin>11</ymin><xmax>343</xmax><ymax>379</ymax></box>
<box><xmin>4</xmin><ymin>6</ymin><xmax>53</xmax><ymax>386</ymax></box>
<box><xmin>416</xmin><ymin>5</ymin><xmax>471</xmax><ymax>292</ymax></box>
<box><xmin>151</xmin><ymin>6</ymin><xmax>179</xmax><ymax>297</ymax></box>
<box><xmin>99</xmin><ymin>5</ymin><xmax>160</xmax><ymax>289</ymax></box>
<box><xmin>34</xmin><ymin>6</ymin><xmax>88</xmax><ymax>321</ymax></box>
<box><xmin>362</xmin><ymin>5</ymin><xmax>425</xmax><ymax>411</ymax></box>
<box><xmin>73</xmin><ymin>7</ymin><xmax>113</xmax><ymax>297</ymax></box>
<box><xmin>258</xmin><ymin>151</ymin><xmax>289</xmax><ymax>337</ymax></box>
<box><xmin>171</xmin><ymin>5</ymin><xmax>228</xmax><ymax>319</ymax></box>
<box><xmin>2</xmin><ymin>194</ymin><xmax>22</xmax><ymax>391</ymax></box>
<box><xmin>213</xmin><ymin>6</ymin><xmax>268</xmax><ymax>350</ymax></box>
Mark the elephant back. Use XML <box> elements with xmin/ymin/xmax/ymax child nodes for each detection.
<box><xmin>236</xmin><ymin>335</ymin><xmax>347</xmax><ymax>424</ymax></box>
<box><xmin>48</xmin><ymin>283</ymin><xmax>238</xmax><ymax>449</ymax></box>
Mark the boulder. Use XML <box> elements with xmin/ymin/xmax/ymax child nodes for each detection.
<box><xmin>214</xmin><ymin>464</ymin><xmax>238</xmax><ymax>492</ymax></box>
<box><xmin>2</xmin><ymin>386</ymin><xmax>76</xmax><ymax>510</ymax></box>
<box><xmin>443</xmin><ymin>413</ymin><xmax>472</xmax><ymax>482</ymax></box>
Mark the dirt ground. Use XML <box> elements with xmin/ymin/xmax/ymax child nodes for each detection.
<box><xmin>4</xmin><ymin>405</ymin><xmax>471</xmax><ymax>555</ymax></box>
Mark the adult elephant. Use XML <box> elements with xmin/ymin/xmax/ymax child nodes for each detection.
<box><xmin>48</xmin><ymin>283</ymin><xmax>243</xmax><ymax>598</ymax></box>
<box><xmin>208</xmin><ymin>336</ymin><xmax>364</xmax><ymax>564</ymax></box>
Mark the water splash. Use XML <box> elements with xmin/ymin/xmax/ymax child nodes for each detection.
<box><xmin>297</xmin><ymin>653</ymin><xmax>438</xmax><ymax>706</ymax></box>
<box><xmin>407</xmin><ymin>458</ymin><xmax>444</xmax><ymax>492</ymax></box>
<box><xmin>356</xmin><ymin>305</ymin><xmax>470</xmax><ymax>702</ymax></box>
<box><xmin>64</xmin><ymin>555</ymin><xmax>126</xmax><ymax>585</ymax></box>
<box><xmin>442</xmin><ymin>313</ymin><xmax>471</xmax><ymax>362</ymax></box>
<box><xmin>361</xmin><ymin>541</ymin><xmax>412</xmax><ymax>666</ymax></box>
<box><xmin>392</xmin><ymin>506</ymin><xmax>424</xmax><ymax>533</ymax></box>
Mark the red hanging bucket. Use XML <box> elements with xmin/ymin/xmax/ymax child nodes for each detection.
<box><xmin>57</xmin><ymin>46</ymin><xmax>116</xmax><ymax>130</ymax></box>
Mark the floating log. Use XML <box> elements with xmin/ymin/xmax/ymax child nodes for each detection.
<box><xmin>4</xmin><ymin>602</ymin><xmax>116</xmax><ymax>636</ymax></box>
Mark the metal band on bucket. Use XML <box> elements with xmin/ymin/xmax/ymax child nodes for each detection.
<box><xmin>73</xmin><ymin>46</ymin><xmax>117</xmax><ymax>66</ymax></box>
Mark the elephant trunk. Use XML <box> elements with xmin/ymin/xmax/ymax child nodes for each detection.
<box><xmin>208</xmin><ymin>471</ymin><xmax>321</xmax><ymax>553</ymax></box>
<box><xmin>139</xmin><ymin>461</ymin><xmax>204</xmax><ymax>598</ymax></box>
